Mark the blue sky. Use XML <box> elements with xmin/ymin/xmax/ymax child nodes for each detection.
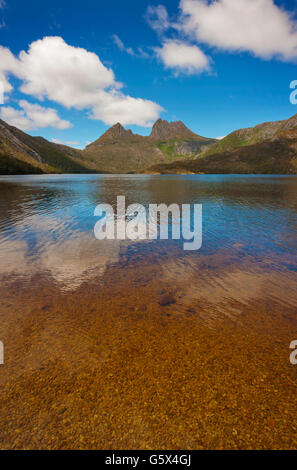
<box><xmin>0</xmin><ymin>0</ymin><xmax>297</xmax><ymax>148</ymax></box>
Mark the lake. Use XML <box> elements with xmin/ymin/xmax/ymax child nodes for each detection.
<box><xmin>0</xmin><ymin>174</ymin><xmax>296</xmax><ymax>449</ymax></box>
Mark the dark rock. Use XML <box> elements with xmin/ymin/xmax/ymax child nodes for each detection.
<box><xmin>158</xmin><ymin>293</ymin><xmax>176</xmax><ymax>306</ymax></box>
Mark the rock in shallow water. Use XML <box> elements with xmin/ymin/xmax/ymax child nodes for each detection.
<box><xmin>158</xmin><ymin>293</ymin><xmax>176</xmax><ymax>306</ymax></box>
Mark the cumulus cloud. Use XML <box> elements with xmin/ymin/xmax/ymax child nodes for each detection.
<box><xmin>179</xmin><ymin>0</ymin><xmax>297</xmax><ymax>61</ymax></box>
<box><xmin>0</xmin><ymin>100</ymin><xmax>72</xmax><ymax>131</ymax></box>
<box><xmin>0</xmin><ymin>46</ymin><xmax>19</xmax><ymax>92</ymax></box>
<box><xmin>155</xmin><ymin>40</ymin><xmax>210</xmax><ymax>74</ymax></box>
<box><xmin>0</xmin><ymin>36</ymin><xmax>162</xmax><ymax>127</ymax></box>
<box><xmin>17</xmin><ymin>37</ymin><xmax>116</xmax><ymax>106</ymax></box>
<box><xmin>0</xmin><ymin>106</ymin><xmax>33</xmax><ymax>130</ymax></box>
<box><xmin>147</xmin><ymin>1</ymin><xmax>297</xmax><ymax>70</ymax></box>
<box><xmin>90</xmin><ymin>90</ymin><xmax>161</xmax><ymax>126</ymax></box>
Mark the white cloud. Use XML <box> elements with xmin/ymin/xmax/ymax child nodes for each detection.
<box><xmin>112</xmin><ymin>34</ymin><xmax>125</xmax><ymax>52</ymax></box>
<box><xmin>0</xmin><ymin>46</ymin><xmax>19</xmax><ymax>92</ymax></box>
<box><xmin>179</xmin><ymin>0</ymin><xmax>297</xmax><ymax>61</ymax></box>
<box><xmin>155</xmin><ymin>40</ymin><xmax>210</xmax><ymax>74</ymax></box>
<box><xmin>112</xmin><ymin>34</ymin><xmax>136</xmax><ymax>56</ymax></box>
<box><xmin>0</xmin><ymin>0</ymin><xmax>5</xmax><ymax>31</ymax></box>
<box><xmin>51</xmin><ymin>138</ymin><xmax>81</xmax><ymax>147</ymax></box>
<box><xmin>112</xmin><ymin>34</ymin><xmax>149</xmax><ymax>58</ymax></box>
<box><xmin>17</xmin><ymin>37</ymin><xmax>116</xmax><ymax>107</ymax></box>
<box><xmin>90</xmin><ymin>90</ymin><xmax>161</xmax><ymax>127</ymax></box>
<box><xmin>0</xmin><ymin>36</ymin><xmax>162</xmax><ymax>127</ymax></box>
<box><xmin>0</xmin><ymin>106</ymin><xmax>33</xmax><ymax>130</ymax></box>
<box><xmin>146</xmin><ymin>5</ymin><xmax>170</xmax><ymax>34</ymax></box>
<box><xmin>0</xmin><ymin>100</ymin><xmax>72</xmax><ymax>131</ymax></box>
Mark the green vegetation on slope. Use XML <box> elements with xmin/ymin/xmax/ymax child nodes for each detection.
<box><xmin>0</xmin><ymin>119</ymin><xmax>101</xmax><ymax>174</ymax></box>
<box><xmin>0</xmin><ymin>151</ymin><xmax>44</xmax><ymax>175</ymax></box>
<box><xmin>28</xmin><ymin>138</ymin><xmax>97</xmax><ymax>174</ymax></box>
<box><xmin>202</xmin><ymin>118</ymin><xmax>291</xmax><ymax>157</ymax></box>
<box><xmin>156</xmin><ymin>140</ymin><xmax>185</xmax><ymax>159</ymax></box>
<box><xmin>145</xmin><ymin>137</ymin><xmax>297</xmax><ymax>175</ymax></box>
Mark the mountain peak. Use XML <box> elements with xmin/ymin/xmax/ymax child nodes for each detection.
<box><xmin>149</xmin><ymin>118</ymin><xmax>203</xmax><ymax>141</ymax></box>
<box><xmin>111</xmin><ymin>122</ymin><xmax>126</xmax><ymax>133</ymax></box>
<box><xmin>88</xmin><ymin>122</ymin><xmax>133</xmax><ymax>147</ymax></box>
<box><xmin>102</xmin><ymin>122</ymin><xmax>133</xmax><ymax>140</ymax></box>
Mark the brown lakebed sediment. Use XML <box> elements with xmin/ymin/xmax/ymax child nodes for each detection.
<box><xmin>0</xmin><ymin>245</ymin><xmax>296</xmax><ymax>450</ymax></box>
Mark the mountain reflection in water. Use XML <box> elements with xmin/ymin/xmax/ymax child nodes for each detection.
<box><xmin>0</xmin><ymin>174</ymin><xmax>296</xmax><ymax>449</ymax></box>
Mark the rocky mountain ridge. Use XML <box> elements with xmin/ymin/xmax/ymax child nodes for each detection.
<box><xmin>82</xmin><ymin>118</ymin><xmax>216</xmax><ymax>173</ymax></box>
<box><xmin>1</xmin><ymin>113</ymin><xmax>297</xmax><ymax>174</ymax></box>
<box><xmin>149</xmin><ymin>119</ymin><xmax>209</xmax><ymax>141</ymax></box>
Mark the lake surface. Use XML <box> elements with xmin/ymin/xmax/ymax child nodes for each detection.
<box><xmin>0</xmin><ymin>174</ymin><xmax>296</xmax><ymax>291</ymax></box>
<box><xmin>0</xmin><ymin>174</ymin><xmax>296</xmax><ymax>449</ymax></box>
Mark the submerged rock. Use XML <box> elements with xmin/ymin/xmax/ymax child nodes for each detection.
<box><xmin>158</xmin><ymin>293</ymin><xmax>176</xmax><ymax>306</ymax></box>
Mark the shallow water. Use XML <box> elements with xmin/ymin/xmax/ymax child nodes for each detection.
<box><xmin>0</xmin><ymin>174</ymin><xmax>296</xmax><ymax>449</ymax></box>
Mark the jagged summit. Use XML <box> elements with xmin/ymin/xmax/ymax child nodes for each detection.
<box><xmin>104</xmin><ymin>122</ymin><xmax>133</xmax><ymax>139</ymax></box>
<box><xmin>87</xmin><ymin>118</ymin><xmax>213</xmax><ymax>148</ymax></box>
<box><xmin>149</xmin><ymin>118</ymin><xmax>206</xmax><ymax>141</ymax></box>
<box><xmin>88</xmin><ymin>123</ymin><xmax>133</xmax><ymax>147</ymax></box>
